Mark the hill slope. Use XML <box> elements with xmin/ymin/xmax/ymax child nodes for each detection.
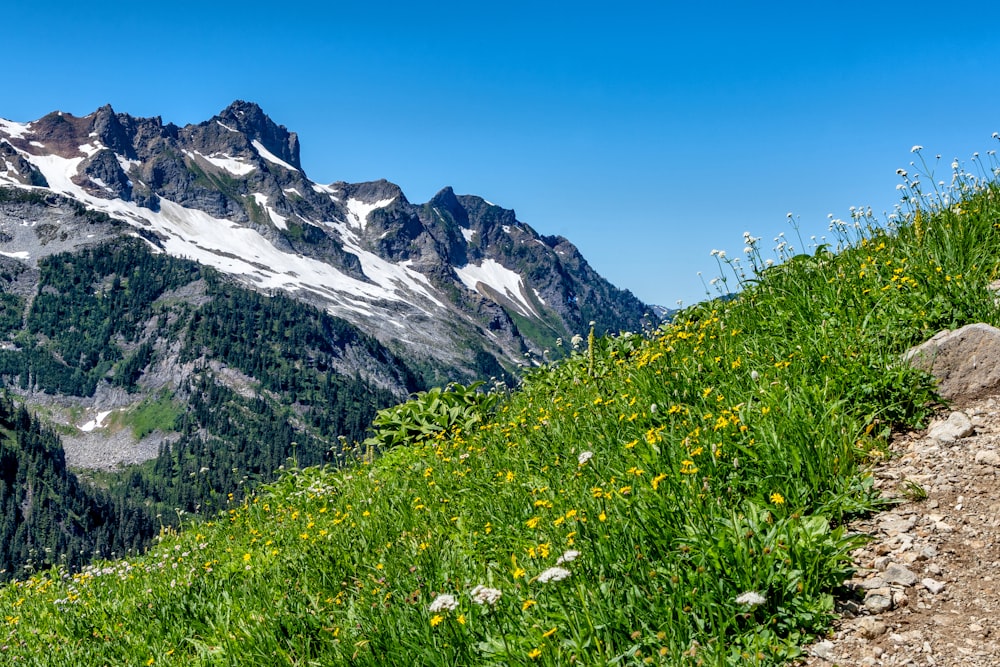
<box><xmin>2</xmin><ymin>150</ymin><xmax>998</xmax><ymax>664</ymax></box>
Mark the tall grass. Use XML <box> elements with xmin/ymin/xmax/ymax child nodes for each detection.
<box><xmin>3</xmin><ymin>144</ymin><xmax>1000</xmax><ymax>665</ymax></box>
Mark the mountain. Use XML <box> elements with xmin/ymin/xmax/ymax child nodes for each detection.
<box><xmin>0</xmin><ymin>101</ymin><xmax>655</xmax><ymax>381</ymax></box>
<box><xmin>0</xmin><ymin>101</ymin><xmax>655</xmax><ymax>578</ymax></box>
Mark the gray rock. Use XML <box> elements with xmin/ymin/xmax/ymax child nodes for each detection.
<box><xmin>864</xmin><ymin>588</ymin><xmax>894</xmax><ymax>613</ymax></box>
<box><xmin>927</xmin><ymin>411</ymin><xmax>975</xmax><ymax>443</ymax></box>
<box><xmin>856</xmin><ymin>617</ymin><xmax>888</xmax><ymax>639</ymax></box>
<box><xmin>811</xmin><ymin>640</ymin><xmax>836</xmax><ymax>660</ymax></box>
<box><xmin>879</xmin><ymin>513</ymin><xmax>917</xmax><ymax>534</ymax></box>
<box><xmin>883</xmin><ymin>563</ymin><xmax>918</xmax><ymax>587</ymax></box>
<box><xmin>861</xmin><ymin>576</ymin><xmax>888</xmax><ymax>590</ymax></box>
<box><xmin>904</xmin><ymin>323</ymin><xmax>1000</xmax><ymax>401</ymax></box>
<box><xmin>922</xmin><ymin>578</ymin><xmax>947</xmax><ymax>594</ymax></box>
<box><xmin>975</xmin><ymin>449</ymin><xmax>1000</xmax><ymax>466</ymax></box>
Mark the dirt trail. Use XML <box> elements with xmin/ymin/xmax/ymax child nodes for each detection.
<box><xmin>802</xmin><ymin>395</ymin><xmax>1000</xmax><ymax>666</ymax></box>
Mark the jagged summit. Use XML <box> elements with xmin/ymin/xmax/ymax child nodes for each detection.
<box><xmin>0</xmin><ymin>101</ymin><xmax>655</xmax><ymax>377</ymax></box>
<box><xmin>215</xmin><ymin>100</ymin><xmax>302</xmax><ymax>172</ymax></box>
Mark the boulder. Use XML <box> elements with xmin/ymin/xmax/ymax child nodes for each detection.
<box><xmin>904</xmin><ymin>323</ymin><xmax>1000</xmax><ymax>401</ymax></box>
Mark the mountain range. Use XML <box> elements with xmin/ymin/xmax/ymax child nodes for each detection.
<box><xmin>0</xmin><ymin>101</ymin><xmax>655</xmax><ymax>578</ymax></box>
<box><xmin>0</xmin><ymin>101</ymin><xmax>654</xmax><ymax>376</ymax></box>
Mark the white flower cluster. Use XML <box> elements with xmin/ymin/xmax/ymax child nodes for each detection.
<box><xmin>577</xmin><ymin>451</ymin><xmax>594</xmax><ymax>466</ymax></box>
<box><xmin>428</xmin><ymin>593</ymin><xmax>459</xmax><ymax>613</ymax></box>
<box><xmin>555</xmin><ymin>549</ymin><xmax>580</xmax><ymax>565</ymax></box>
<box><xmin>470</xmin><ymin>585</ymin><xmax>503</xmax><ymax>606</ymax></box>
<box><xmin>537</xmin><ymin>566</ymin><xmax>572</xmax><ymax>584</ymax></box>
<box><xmin>734</xmin><ymin>590</ymin><xmax>766</xmax><ymax>606</ymax></box>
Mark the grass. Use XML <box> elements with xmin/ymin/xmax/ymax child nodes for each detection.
<box><xmin>122</xmin><ymin>390</ymin><xmax>181</xmax><ymax>439</ymax></box>
<box><xmin>3</xmin><ymin>146</ymin><xmax>1000</xmax><ymax>665</ymax></box>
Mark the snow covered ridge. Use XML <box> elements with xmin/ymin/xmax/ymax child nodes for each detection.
<box><xmin>455</xmin><ymin>258</ymin><xmax>541</xmax><ymax>319</ymax></box>
<box><xmin>0</xmin><ymin>100</ymin><xmax>656</xmax><ymax>371</ymax></box>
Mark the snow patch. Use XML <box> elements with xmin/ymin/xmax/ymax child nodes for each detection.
<box><xmin>253</xmin><ymin>193</ymin><xmax>289</xmax><ymax>230</ymax></box>
<box><xmin>502</xmin><ymin>225</ymin><xmax>511</xmax><ymax>234</ymax></box>
<box><xmin>22</xmin><ymin>150</ymin><xmax>445</xmax><ymax>320</ymax></box>
<box><xmin>80</xmin><ymin>410</ymin><xmax>113</xmax><ymax>432</ymax></box>
<box><xmin>455</xmin><ymin>259</ymin><xmax>539</xmax><ymax>318</ymax></box>
<box><xmin>0</xmin><ymin>250</ymin><xmax>29</xmax><ymax>260</ymax></box>
<box><xmin>0</xmin><ymin>118</ymin><xmax>30</xmax><ymax>139</ymax></box>
<box><xmin>461</xmin><ymin>228</ymin><xmax>476</xmax><ymax>242</ymax></box>
<box><xmin>216</xmin><ymin>121</ymin><xmax>239</xmax><ymax>133</ymax></box>
<box><xmin>27</xmin><ymin>153</ymin><xmax>85</xmax><ymax>197</ymax></box>
<box><xmin>29</xmin><ymin>141</ymin><xmax>45</xmax><ymax>148</ymax></box>
<box><xmin>79</xmin><ymin>142</ymin><xmax>103</xmax><ymax>157</ymax></box>
<box><xmin>184</xmin><ymin>150</ymin><xmax>256</xmax><ymax>177</ymax></box>
<box><xmin>346</xmin><ymin>197</ymin><xmax>395</xmax><ymax>230</ymax></box>
<box><xmin>251</xmin><ymin>140</ymin><xmax>298</xmax><ymax>171</ymax></box>
<box><xmin>283</xmin><ymin>187</ymin><xmax>302</xmax><ymax>197</ymax></box>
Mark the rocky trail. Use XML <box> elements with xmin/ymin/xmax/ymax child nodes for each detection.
<box><xmin>803</xmin><ymin>324</ymin><xmax>1000</xmax><ymax>666</ymax></box>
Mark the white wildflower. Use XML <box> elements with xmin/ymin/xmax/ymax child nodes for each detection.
<box><xmin>896</xmin><ymin>168</ymin><xmax>907</xmax><ymax>176</ymax></box>
<box><xmin>428</xmin><ymin>593</ymin><xmax>459</xmax><ymax>613</ymax></box>
<box><xmin>735</xmin><ymin>591</ymin><xmax>766</xmax><ymax>606</ymax></box>
<box><xmin>537</xmin><ymin>567</ymin><xmax>572</xmax><ymax>584</ymax></box>
<box><xmin>577</xmin><ymin>450</ymin><xmax>594</xmax><ymax>466</ymax></box>
<box><xmin>750</xmin><ymin>370</ymin><xmax>759</xmax><ymax>382</ymax></box>
<box><xmin>556</xmin><ymin>550</ymin><xmax>580</xmax><ymax>565</ymax></box>
<box><xmin>911</xmin><ymin>145</ymin><xmax>923</xmax><ymax>153</ymax></box>
<box><xmin>470</xmin><ymin>585</ymin><xmax>503</xmax><ymax>607</ymax></box>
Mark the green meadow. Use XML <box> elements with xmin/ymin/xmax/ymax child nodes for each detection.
<box><xmin>3</xmin><ymin>148</ymin><xmax>1000</xmax><ymax>665</ymax></box>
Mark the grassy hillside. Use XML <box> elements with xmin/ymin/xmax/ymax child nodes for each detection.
<box><xmin>2</xmin><ymin>152</ymin><xmax>1000</xmax><ymax>665</ymax></box>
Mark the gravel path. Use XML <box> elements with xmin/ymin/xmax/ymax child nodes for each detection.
<box><xmin>801</xmin><ymin>395</ymin><xmax>1000</xmax><ymax>666</ymax></box>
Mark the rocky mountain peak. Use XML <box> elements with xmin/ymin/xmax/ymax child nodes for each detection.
<box><xmin>0</xmin><ymin>100</ymin><xmax>656</xmax><ymax>380</ymax></box>
<box><xmin>335</xmin><ymin>178</ymin><xmax>407</xmax><ymax>206</ymax></box>
<box><xmin>90</xmin><ymin>104</ymin><xmax>137</xmax><ymax>160</ymax></box>
<box><xmin>215</xmin><ymin>100</ymin><xmax>301</xmax><ymax>172</ymax></box>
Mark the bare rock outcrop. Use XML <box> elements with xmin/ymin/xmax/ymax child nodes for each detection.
<box><xmin>904</xmin><ymin>323</ymin><xmax>1000</xmax><ymax>402</ymax></box>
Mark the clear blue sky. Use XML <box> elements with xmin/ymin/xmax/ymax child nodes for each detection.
<box><xmin>4</xmin><ymin>1</ymin><xmax>1000</xmax><ymax>307</ymax></box>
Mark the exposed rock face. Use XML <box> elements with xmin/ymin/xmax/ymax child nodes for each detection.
<box><xmin>0</xmin><ymin>101</ymin><xmax>657</xmax><ymax>379</ymax></box>
<box><xmin>904</xmin><ymin>323</ymin><xmax>1000</xmax><ymax>402</ymax></box>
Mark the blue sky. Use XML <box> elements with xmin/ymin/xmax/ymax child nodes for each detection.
<box><xmin>4</xmin><ymin>1</ymin><xmax>1000</xmax><ymax>307</ymax></box>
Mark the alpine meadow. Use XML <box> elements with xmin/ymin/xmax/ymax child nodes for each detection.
<box><xmin>2</xmin><ymin>139</ymin><xmax>1000</xmax><ymax>665</ymax></box>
